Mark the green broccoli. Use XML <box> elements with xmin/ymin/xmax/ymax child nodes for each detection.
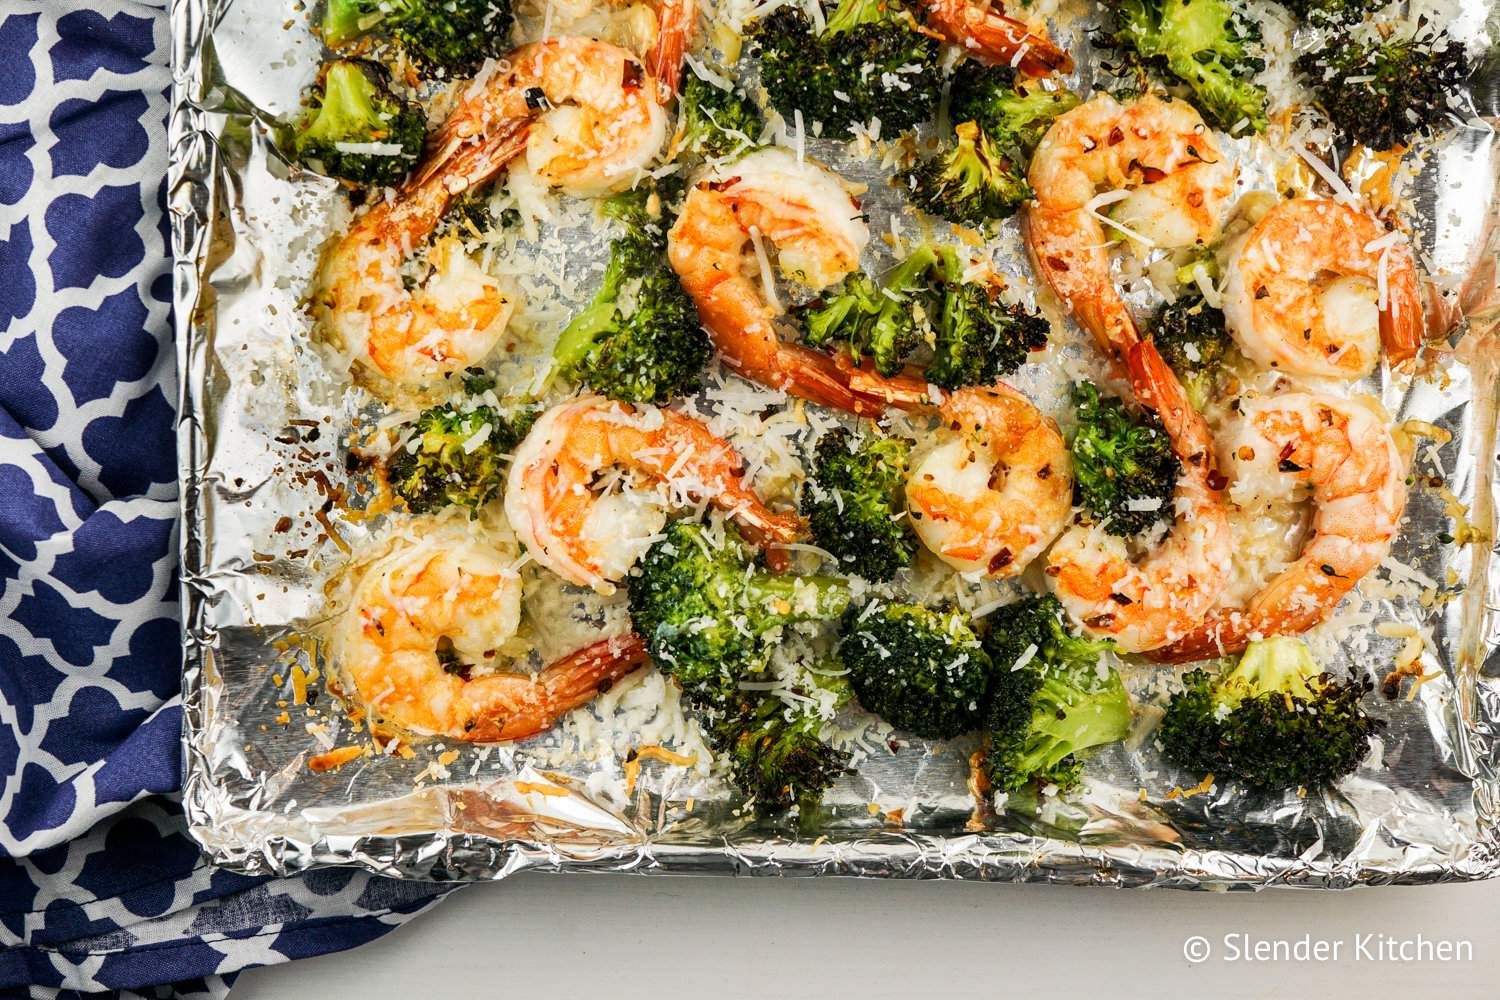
<box><xmin>1068</xmin><ymin>381</ymin><xmax>1180</xmax><ymax>537</ymax></box>
<box><xmin>1158</xmin><ymin>636</ymin><xmax>1383</xmax><ymax>791</ymax></box>
<box><xmin>839</xmin><ymin>601</ymin><xmax>992</xmax><ymax>739</ymax></box>
<box><xmin>802</xmin><ymin>428</ymin><xmax>917</xmax><ymax>582</ymax></box>
<box><xmin>1148</xmin><ymin>291</ymin><xmax>1230</xmax><ymax>411</ymax></box>
<box><xmin>550</xmin><ymin>193</ymin><xmax>709</xmax><ymax>405</ymax></box>
<box><xmin>707</xmin><ymin>676</ymin><xmax>853</xmax><ymax>820</ymax></box>
<box><xmin>1108</xmin><ymin>0</ymin><xmax>1268</xmax><ymax>133</ymax></box>
<box><xmin>292</xmin><ymin>60</ymin><xmax>427</xmax><ymax>187</ymax></box>
<box><xmin>948</xmin><ymin>62</ymin><xmax>1082</xmax><ymax>157</ymax></box>
<box><xmin>322</xmin><ymin>0</ymin><xmax>513</xmax><ymax>75</ymax></box>
<box><xmin>678</xmin><ymin>72</ymin><xmax>763</xmax><ymax>157</ymax></box>
<box><xmin>980</xmin><ymin>594</ymin><xmax>1132</xmax><ymax>793</ymax></box>
<box><xmin>386</xmin><ymin>403</ymin><xmax>536</xmax><ymax>513</ymax></box>
<box><xmin>905</xmin><ymin>121</ymin><xmax>1031</xmax><ymax>227</ymax></box>
<box><xmin>798</xmin><ymin>244</ymin><xmax>940</xmax><ymax>377</ymax></box>
<box><xmin>750</xmin><ymin>0</ymin><xmax>942</xmax><ymax>139</ymax></box>
<box><xmin>926</xmin><ymin>246</ymin><xmax>1049</xmax><ymax>390</ymax></box>
<box><xmin>1296</xmin><ymin>24</ymin><xmax>1470</xmax><ymax>151</ymax></box>
<box><xmin>628</xmin><ymin>521</ymin><xmax>852</xmax><ymax>695</ymax></box>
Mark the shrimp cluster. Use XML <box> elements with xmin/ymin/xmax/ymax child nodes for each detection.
<box><xmin>296</xmin><ymin>0</ymin><xmax>1445</xmax><ymax>783</ymax></box>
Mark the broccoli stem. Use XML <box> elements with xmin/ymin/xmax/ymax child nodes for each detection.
<box><xmin>306</xmin><ymin>61</ymin><xmax>383</xmax><ymax>144</ymax></box>
<box><xmin>1219</xmin><ymin>634</ymin><xmax>1318</xmax><ymax>704</ymax></box>
<box><xmin>745</xmin><ymin>573</ymin><xmax>853</xmax><ymax>623</ymax></box>
<box><xmin>823</xmin><ymin>0</ymin><xmax>888</xmax><ymax>36</ymax></box>
<box><xmin>551</xmin><ymin>269</ymin><xmax>622</xmax><ymax>372</ymax></box>
<box><xmin>322</xmin><ymin>0</ymin><xmax>379</xmax><ymax>47</ymax></box>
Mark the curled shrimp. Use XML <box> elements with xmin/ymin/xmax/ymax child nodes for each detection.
<box><xmin>337</xmin><ymin>528</ymin><xmax>647</xmax><ymax>741</ymax></box>
<box><xmin>525</xmin><ymin>0</ymin><xmax>695</xmax><ymax>99</ymax></box>
<box><xmin>504</xmin><ymin>395</ymin><xmax>802</xmax><ymax>593</ymax></box>
<box><xmin>1045</xmin><ymin>341</ymin><xmax>1232</xmax><ymax>653</ymax></box>
<box><xmin>906</xmin><ymin>385</ymin><xmax>1072</xmax><ymax>577</ymax></box>
<box><xmin>920</xmin><ymin>0</ymin><xmax>1073</xmax><ymax>77</ymax></box>
<box><xmin>316</xmin><ymin>117</ymin><xmax>533</xmax><ymax>394</ymax></box>
<box><xmin>1024</xmin><ymin>94</ymin><xmax>1237</xmax><ymax>366</ymax></box>
<box><xmin>429</xmin><ymin>37</ymin><xmax>668</xmax><ymax>198</ymax></box>
<box><xmin>668</xmin><ymin>147</ymin><xmax>933</xmax><ymax>416</ymax></box>
<box><xmin>1222</xmin><ymin>198</ymin><xmax>1424</xmax><ymax>378</ymax></box>
<box><xmin>1151</xmin><ymin>392</ymin><xmax>1408</xmax><ymax>663</ymax></box>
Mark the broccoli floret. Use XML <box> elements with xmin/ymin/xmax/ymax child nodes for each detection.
<box><xmin>750</xmin><ymin>0</ymin><xmax>942</xmax><ymax>139</ymax></box>
<box><xmin>707</xmin><ymin>676</ymin><xmax>853</xmax><ymax>820</ymax></box>
<box><xmin>386</xmin><ymin>403</ymin><xmax>536</xmax><ymax>513</ymax></box>
<box><xmin>980</xmin><ymin>595</ymin><xmax>1132</xmax><ymax>793</ymax></box>
<box><xmin>628</xmin><ymin>521</ymin><xmax>853</xmax><ymax>694</ymax></box>
<box><xmin>1296</xmin><ymin>26</ymin><xmax>1469</xmax><ymax>151</ymax></box>
<box><xmin>797</xmin><ymin>244</ymin><xmax>939</xmax><ymax>376</ymax></box>
<box><xmin>839</xmin><ymin>601</ymin><xmax>992</xmax><ymax>739</ymax></box>
<box><xmin>678</xmin><ymin>73</ymin><xmax>763</xmax><ymax>157</ymax></box>
<box><xmin>948</xmin><ymin>62</ymin><xmax>1082</xmax><ymax>156</ymax></box>
<box><xmin>1109</xmin><ymin>0</ymin><xmax>1267</xmax><ymax>133</ymax></box>
<box><xmin>1068</xmin><ymin>381</ymin><xmax>1180</xmax><ymax>538</ymax></box>
<box><xmin>1158</xmin><ymin>636</ymin><xmax>1383</xmax><ymax>790</ymax></box>
<box><xmin>551</xmin><ymin>194</ymin><xmax>709</xmax><ymax>405</ymax></box>
<box><xmin>292</xmin><ymin>60</ymin><xmax>427</xmax><ymax>187</ymax></box>
<box><xmin>926</xmin><ymin>246</ymin><xmax>1049</xmax><ymax>390</ymax></box>
<box><xmin>802</xmin><ymin>428</ymin><xmax>916</xmax><ymax>582</ymax></box>
<box><xmin>322</xmin><ymin>0</ymin><xmax>512</xmax><ymax>75</ymax></box>
<box><xmin>1149</xmin><ymin>292</ymin><xmax>1230</xmax><ymax>411</ymax></box>
<box><xmin>1278</xmin><ymin>0</ymin><xmax>1377</xmax><ymax>24</ymax></box>
<box><xmin>905</xmin><ymin>121</ymin><xmax>1030</xmax><ymax>227</ymax></box>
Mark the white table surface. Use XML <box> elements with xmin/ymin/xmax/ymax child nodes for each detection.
<box><xmin>233</xmin><ymin>871</ymin><xmax>1500</xmax><ymax>997</ymax></box>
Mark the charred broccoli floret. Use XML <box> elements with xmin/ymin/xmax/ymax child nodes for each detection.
<box><xmin>948</xmin><ymin>62</ymin><xmax>1082</xmax><ymax>156</ymax></box>
<box><xmin>1158</xmin><ymin>636</ymin><xmax>1383</xmax><ymax>791</ymax></box>
<box><xmin>839</xmin><ymin>601</ymin><xmax>992</xmax><ymax>739</ymax></box>
<box><xmin>1068</xmin><ymin>381</ymin><xmax>1180</xmax><ymax>537</ymax></box>
<box><xmin>628</xmin><ymin>521</ymin><xmax>852</xmax><ymax>694</ymax></box>
<box><xmin>292</xmin><ymin>60</ymin><xmax>426</xmax><ymax>187</ymax></box>
<box><xmin>322</xmin><ymin>0</ymin><xmax>512</xmax><ymax>75</ymax></box>
<box><xmin>551</xmin><ymin>193</ymin><xmax>709</xmax><ymax>405</ymax></box>
<box><xmin>707</xmin><ymin>675</ymin><xmax>853</xmax><ymax>820</ymax></box>
<box><xmin>678</xmin><ymin>72</ymin><xmax>763</xmax><ymax>157</ymax></box>
<box><xmin>386</xmin><ymin>403</ymin><xmax>536</xmax><ymax>513</ymax></box>
<box><xmin>797</xmin><ymin>244</ymin><xmax>1048</xmax><ymax>387</ymax></box>
<box><xmin>798</xmin><ymin>244</ymin><xmax>940</xmax><ymax>377</ymax></box>
<box><xmin>750</xmin><ymin>0</ymin><xmax>942</xmax><ymax>139</ymax></box>
<box><xmin>1108</xmin><ymin>0</ymin><xmax>1267</xmax><ymax>133</ymax></box>
<box><xmin>1149</xmin><ymin>291</ymin><xmax>1231</xmax><ymax>411</ymax></box>
<box><xmin>980</xmin><ymin>595</ymin><xmax>1132</xmax><ymax>793</ymax></box>
<box><xmin>926</xmin><ymin>246</ymin><xmax>1049</xmax><ymax>390</ymax></box>
<box><xmin>802</xmin><ymin>428</ymin><xmax>916</xmax><ymax>583</ymax></box>
<box><xmin>1296</xmin><ymin>24</ymin><xmax>1469</xmax><ymax>151</ymax></box>
<box><xmin>1278</xmin><ymin>0</ymin><xmax>1378</xmax><ymax>24</ymax></box>
<box><xmin>905</xmin><ymin>120</ymin><xmax>1030</xmax><ymax>227</ymax></box>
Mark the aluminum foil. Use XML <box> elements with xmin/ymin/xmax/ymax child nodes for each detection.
<box><xmin>173</xmin><ymin>0</ymin><xmax>1500</xmax><ymax>886</ymax></box>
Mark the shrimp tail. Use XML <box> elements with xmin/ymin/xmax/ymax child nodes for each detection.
<box><xmin>1124</xmin><ymin>338</ymin><xmax>1217</xmax><ymax>469</ymax></box>
<box><xmin>650</xmin><ymin>0</ymin><xmax>697</xmax><ymax>100</ymax></box>
<box><xmin>469</xmin><ymin>634</ymin><xmax>650</xmax><ymax>743</ymax></box>
<box><xmin>414</xmin><ymin>114</ymin><xmax>535</xmax><ymax>193</ymax></box>
<box><xmin>1381</xmin><ymin>250</ymin><xmax>1424</xmax><ymax>371</ymax></box>
<box><xmin>924</xmin><ymin>0</ymin><xmax>1074</xmax><ymax>77</ymax></box>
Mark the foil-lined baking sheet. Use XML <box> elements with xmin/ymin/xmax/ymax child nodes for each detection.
<box><xmin>173</xmin><ymin>0</ymin><xmax>1500</xmax><ymax>886</ymax></box>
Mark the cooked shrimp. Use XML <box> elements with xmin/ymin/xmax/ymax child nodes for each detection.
<box><xmin>668</xmin><ymin>147</ymin><xmax>933</xmax><ymax>416</ymax></box>
<box><xmin>1151</xmin><ymin>392</ymin><xmax>1407</xmax><ymax>663</ymax></box>
<box><xmin>906</xmin><ymin>386</ymin><xmax>1072</xmax><ymax>577</ymax></box>
<box><xmin>428</xmin><ymin>37</ymin><xmax>668</xmax><ymax>198</ymax></box>
<box><xmin>526</xmin><ymin>0</ymin><xmax>695</xmax><ymax>99</ymax></box>
<box><xmin>921</xmin><ymin>0</ymin><xmax>1073</xmax><ymax>77</ymax></box>
<box><xmin>338</xmin><ymin>530</ymin><xmax>647</xmax><ymax>741</ymax></box>
<box><xmin>1222</xmin><ymin>198</ymin><xmax>1423</xmax><ymax>378</ymax></box>
<box><xmin>317</xmin><ymin>119</ymin><xmax>532</xmax><ymax>393</ymax></box>
<box><xmin>1025</xmin><ymin>94</ymin><xmax>1237</xmax><ymax>366</ymax></box>
<box><xmin>1045</xmin><ymin>341</ymin><xmax>1232</xmax><ymax>653</ymax></box>
<box><xmin>504</xmin><ymin>395</ymin><xmax>802</xmax><ymax>593</ymax></box>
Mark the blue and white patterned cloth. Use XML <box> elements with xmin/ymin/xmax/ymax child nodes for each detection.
<box><xmin>1</xmin><ymin>4</ymin><xmax>455</xmax><ymax>996</ymax></box>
